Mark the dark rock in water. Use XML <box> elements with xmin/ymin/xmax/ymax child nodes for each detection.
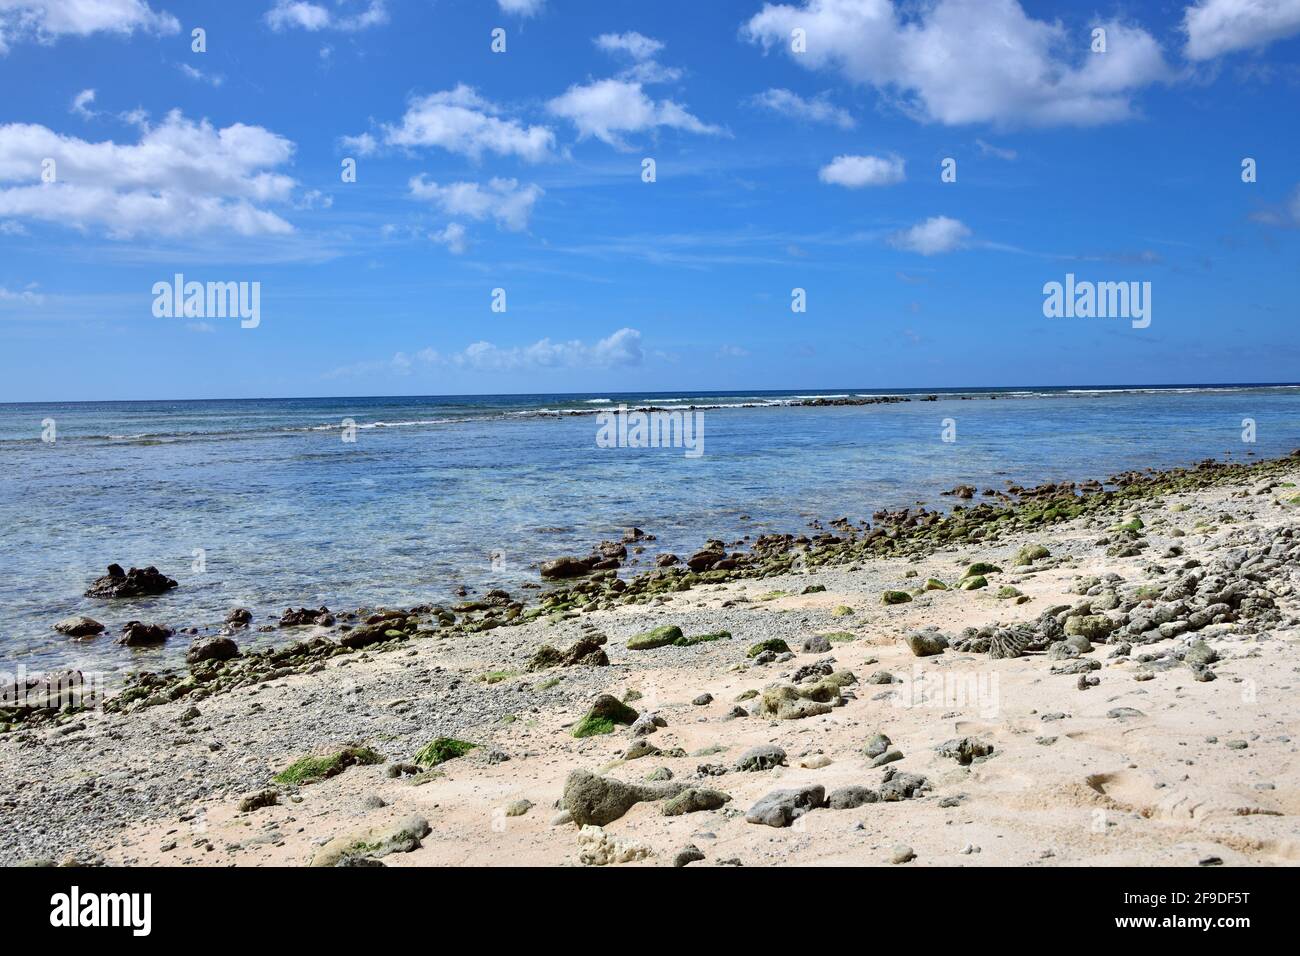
<box><xmin>937</xmin><ymin>737</ymin><xmax>994</xmax><ymax>766</ymax></box>
<box><xmin>745</xmin><ymin>785</ymin><xmax>825</xmax><ymax>827</ymax></box>
<box><xmin>734</xmin><ymin>744</ymin><xmax>787</xmax><ymax>772</ymax></box>
<box><xmin>53</xmin><ymin>616</ymin><xmax>104</xmax><ymax>637</ymax></box>
<box><xmin>117</xmin><ymin>621</ymin><xmax>173</xmax><ymax>646</ymax></box>
<box><xmin>686</xmin><ymin>543</ymin><xmax>727</xmax><ymax>572</ymax></box>
<box><xmin>562</xmin><ymin>769</ymin><xmax>684</xmax><ymax>826</ymax></box>
<box><xmin>339</xmin><ymin>623</ymin><xmax>400</xmax><ymax>649</ymax></box>
<box><xmin>225</xmin><ymin>608</ymin><xmax>252</xmax><ymax>627</ymax></box>
<box><xmin>186</xmin><ymin>636</ymin><xmax>240</xmax><ymax>665</ymax></box>
<box><xmin>540</xmin><ymin>556</ymin><xmax>594</xmax><ymax>579</ymax></box>
<box><xmin>656</xmin><ymin>553</ymin><xmax>680</xmax><ymax>567</ymax></box>
<box><xmin>279</xmin><ymin>606</ymin><xmax>335</xmax><ymax>628</ymax></box>
<box><xmin>84</xmin><ymin>564</ymin><xmax>177</xmax><ymax>599</ymax></box>
<box><xmin>827</xmin><ymin>786</ymin><xmax>879</xmax><ymax>809</ymax></box>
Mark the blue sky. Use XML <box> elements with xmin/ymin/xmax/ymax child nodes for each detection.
<box><xmin>1</xmin><ymin>0</ymin><xmax>1298</xmax><ymax>402</ymax></box>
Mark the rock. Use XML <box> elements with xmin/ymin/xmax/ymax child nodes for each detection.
<box><xmin>526</xmin><ymin>634</ymin><xmax>608</xmax><ymax>670</ymax></box>
<box><xmin>627</xmin><ymin>624</ymin><xmax>684</xmax><ymax>650</ymax></box>
<box><xmin>827</xmin><ymin>786</ymin><xmax>879</xmax><ymax>809</ymax></box>
<box><xmin>692</xmin><ymin>693</ymin><xmax>713</xmax><ymax>706</ymax></box>
<box><xmin>905</xmin><ymin>630</ymin><xmax>948</xmax><ymax>657</ymax></box>
<box><xmin>1013</xmin><ymin>545</ymin><xmax>1050</xmax><ymax>566</ymax></box>
<box><xmin>746</xmin><ymin>638</ymin><xmax>791</xmax><ymax>658</ymax></box>
<box><xmin>937</xmin><ymin>737</ymin><xmax>994</xmax><ymax>765</ymax></box>
<box><xmin>629</xmin><ymin>712</ymin><xmax>666</xmax><ymax>737</ymax></box>
<box><xmin>964</xmin><ymin>562</ymin><xmax>1001</xmax><ymax>578</ymax></box>
<box><xmin>540</xmin><ymin>556</ymin><xmax>594</xmax><ymax>579</ymax></box>
<box><xmin>1183</xmin><ymin>640</ymin><xmax>1219</xmax><ymax>668</ymax></box>
<box><xmin>881</xmin><ymin>590</ymin><xmax>913</xmax><ymax>605</ymax></box>
<box><xmin>923</xmin><ymin>578</ymin><xmax>949</xmax><ymax>591</ymax></box>
<box><xmin>662</xmin><ymin>788</ymin><xmax>732</xmax><ymax>816</ymax></box>
<box><xmin>225</xmin><ymin>608</ymin><xmax>252</xmax><ymax>627</ymax></box>
<box><xmin>870</xmin><ymin>749</ymin><xmax>904</xmax><ymax>768</ymax></box>
<box><xmin>832</xmin><ymin>605</ymin><xmax>855</xmax><ymax>616</ymax></box>
<box><xmin>186</xmin><ymin>636</ymin><xmax>240</xmax><ymax>664</ymax></box>
<box><xmin>338</xmin><ymin>623</ymin><xmax>399</xmax><ymax>649</ymax></box>
<box><xmin>117</xmin><ymin>620</ymin><xmax>173</xmax><ymax>646</ymax></box>
<box><xmin>655</xmin><ymin>554</ymin><xmax>679</xmax><ymax>567</ymax></box>
<box><xmin>802</xmin><ymin>635</ymin><xmax>833</xmax><ymax>653</ymax></box>
<box><xmin>1064</xmin><ymin>614</ymin><xmax>1115</xmax><ymax>641</ymax></box>
<box><xmin>576</xmin><ymin>825</ymin><xmax>652</xmax><ymax>865</ymax></box>
<box><xmin>1107</xmin><ymin>707</ymin><xmax>1145</xmax><ymax>720</ymax></box>
<box><xmin>959</xmin><ymin>575</ymin><xmax>987</xmax><ymax>590</ymax></box>
<box><xmin>878</xmin><ymin>769</ymin><xmax>929</xmax><ymax>801</ymax></box>
<box><xmin>735</xmin><ymin>744</ymin><xmax>786</xmax><ymax>772</ymax></box>
<box><xmin>800</xmin><ymin>754</ymin><xmax>832</xmax><ymax>769</ymax></box>
<box><xmin>505</xmin><ymin>799</ymin><xmax>533</xmax><ymax>817</ymax></box>
<box><xmin>673</xmin><ymin>845</ymin><xmax>706</xmax><ymax>867</ymax></box>
<box><xmin>572</xmin><ymin>694</ymin><xmax>640</xmax><ymax>737</ymax></box>
<box><xmin>890</xmin><ymin>845</ymin><xmax>916</xmax><ymax>864</ymax></box>
<box><xmin>745</xmin><ymin>785</ymin><xmax>826</xmax><ymax>827</ymax></box>
<box><xmin>238</xmin><ymin>789</ymin><xmax>279</xmax><ymax>813</ymax></box>
<box><xmin>562</xmin><ymin>770</ymin><xmax>684</xmax><ymax>826</ymax></box>
<box><xmin>53</xmin><ymin>616</ymin><xmax>104</xmax><ymax>637</ymax></box>
<box><xmin>310</xmin><ymin>815</ymin><xmax>431</xmax><ymax>867</ymax></box>
<box><xmin>625</xmin><ymin>739</ymin><xmax>660</xmax><ymax>760</ymax></box>
<box><xmin>863</xmin><ymin>733</ymin><xmax>892</xmax><ymax>759</ymax></box>
<box><xmin>84</xmin><ymin>564</ymin><xmax>177</xmax><ymax>599</ymax></box>
<box><xmin>279</xmin><ymin>606</ymin><xmax>335</xmax><ymax>627</ymax></box>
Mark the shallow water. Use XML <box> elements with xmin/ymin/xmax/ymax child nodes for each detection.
<box><xmin>3</xmin><ymin>384</ymin><xmax>1298</xmax><ymax>676</ymax></box>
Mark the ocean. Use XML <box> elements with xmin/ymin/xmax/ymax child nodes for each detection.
<box><xmin>3</xmin><ymin>384</ymin><xmax>1298</xmax><ymax>677</ymax></box>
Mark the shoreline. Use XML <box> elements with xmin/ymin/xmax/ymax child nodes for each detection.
<box><xmin>2</xmin><ymin>449</ymin><xmax>1299</xmax><ymax>865</ymax></box>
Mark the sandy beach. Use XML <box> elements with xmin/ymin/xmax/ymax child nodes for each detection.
<box><xmin>3</xmin><ymin>452</ymin><xmax>1298</xmax><ymax>868</ymax></box>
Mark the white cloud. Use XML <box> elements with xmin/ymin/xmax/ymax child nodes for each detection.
<box><xmin>888</xmin><ymin>215</ymin><xmax>971</xmax><ymax>254</ymax></box>
<box><xmin>497</xmin><ymin>0</ymin><xmax>544</xmax><ymax>15</ymax></box>
<box><xmin>430</xmin><ymin>222</ymin><xmax>468</xmax><ymax>254</ymax></box>
<box><xmin>743</xmin><ymin>0</ymin><xmax>1169</xmax><ymax>127</ymax></box>
<box><xmin>595</xmin><ymin>31</ymin><xmax>664</xmax><ymax>60</ymax></box>
<box><xmin>0</xmin><ymin>0</ymin><xmax>178</xmax><ymax>53</ymax></box>
<box><xmin>70</xmin><ymin>88</ymin><xmax>96</xmax><ymax>118</ymax></box>
<box><xmin>179</xmin><ymin>62</ymin><xmax>224</xmax><ymax>86</ymax></box>
<box><xmin>409</xmin><ymin>175</ymin><xmax>542</xmax><ymax>231</ymax></box>
<box><xmin>264</xmin><ymin>0</ymin><xmax>387</xmax><ymax>32</ymax></box>
<box><xmin>818</xmin><ymin>153</ymin><xmax>904</xmax><ymax>187</ymax></box>
<box><xmin>548</xmin><ymin>79</ymin><xmax>722</xmax><ymax>149</ymax></box>
<box><xmin>455</xmin><ymin>327</ymin><xmax>643</xmax><ymax>370</ymax></box>
<box><xmin>1183</xmin><ymin>0</ymin><xmax>1300</xmax><ymax>59</ymax></box>
<box><xmin>750</xmin><ymin>88</ymin><xmax>855</xmax><ymax>128</ymax></box>
<box><xmin>0</xmin><ymin>110</ymin><xmax>297</xmax><ymax>238</ymax></box>
<box><xmin>355</xmin><ymin>85</ymin><xmax>555</xmax><ymax>162</ymax></box>
<box><xmin>975</xmin><ymin>138</ymin><xmax>1017</xmax><ymax>160</ymax></box>
<box><xmin>0</xmin><ymin>284</ymin><xmax>43</xmax><ymax>305</ymax></box>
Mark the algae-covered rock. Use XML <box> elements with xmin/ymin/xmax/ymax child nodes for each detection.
<box><xmin>662</xmin><ymin>788</ymin><xmax>732</xmax><ymax>816</ymax></box>
<box><xmin>746</xmin><ymin>638</ymin><xmax>791</xmax><ymax>658</ymax></box>
<box><xmin>274</xmin><ymin>745</ymin><xmax>383</xmax><ymax>785</ymax></box>
<box><xmin>413</xmin><ymin>736</ymin><xmax>477</xmax><ymax>767</ymax></box>
<box><xmin>958</xmin><ymin>575</ymin><xmax>988</xmax><ymax>591</ymax></box>
<box><xmin>626</xmin><ymin>625</ymin><xmax>683</xmax><ymax>650</ymax></box>
<box><xmin>310</xmin><ymin>815</ymin><xmax>430</xmax><ymax>867</ymax></box>
<box><xmin>881</xmin><ymin>590</ymin><xmax>913</xmax><ymax>605</ymax></box>
<box><xmin>1013</xmin><ymin>545</ymin><xmax>1050</xmax><ymax>566</ymax></box>
<box><xmin>572</xmin><ymin>694</ymin><xmax>639</xmax><ymax>737</ymax></box>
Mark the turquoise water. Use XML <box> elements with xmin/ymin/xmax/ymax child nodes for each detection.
<box><xmin>2</xmin><ymin>385</ymin><xmax>1298</xmax><ymax>675</ymax></box>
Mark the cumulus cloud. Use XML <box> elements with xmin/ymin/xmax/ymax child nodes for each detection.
<box><xmin>750</xmin><ymin>88</ymin><xmax>855</xmax><ymax>128</ymax></box>
<box><xmin>330</xmin><ymin>328</ymin><xmax>642</xmax><ymax>378</ymax></box>
<box><xmin>888</xmin><ymin>215</ymin><xmax>970</xmax><ymax>254</ymax></box>
<box><xmin>743</xmin><ymin>0</ymin><xmax>1169</xmax><ymax>127</ymax></box>
<box><xmin>351</xmin><ymin>85</ymin><xmax>555</xmax><ymax>162</ymax></box>
<box><xmin>408</xmin><ymin>175</ymin><xmax>542</xmax><ymax>231</ymax></box>
<box><xmin>430</xmin><ymin>222</ymin><xmax>468</xmax><ymax>255</ymax></box>
<box><xmin>548</xmin><ymin>79</ymin><xmax>722</xmax><ymax>149</ymax></box>
<box><xmin>595</xmin><ymin>31</ymin><xmax>664</xmax><ymax>60</ymax></box>
<box><xmin>0</xmin><ymin>110</ymin><xmax>297</xmax><ymax>237</ymax></box>
<box><xmin>1183</xmin><ymin>0</ymin><xmax>1300</xmax><ymax>60</ymax></box>
<box><xmin>0</xmin><ymin>0</ymin><xmax>178</xmax><ymax>53</ymax></box>
<box><xmin>70</xmin><ymin>88</ymin><xmax>96</xmax><ymax>118</ymax></box>
<box><xmin>975</xmin><ymin>138</ymin><xmax>1017</xmax><ymax>160</ymax></box>
<box><xmin>497</xmin><ymin>0</ymin><xmax>544</xmax><ymax>15</ymax></box>
<box><xmin>0</xmin><ymin>283</ymin><xmax>43</xmax><ymax>305</ymax></box>
<box><xmin>264</xmin><ymin>0</ymin><xmax>387</xmax><ymax>32</ymax></box>
<box><xmin>818</xmin><ymin>153</ymin><xmax>904</xmax><ymax>187</ymax></box>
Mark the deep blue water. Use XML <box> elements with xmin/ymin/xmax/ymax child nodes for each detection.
<box><xmin>3</xmin><ymin>384</ymin><xmax>1298</xmax><ymax>675</ymax></box>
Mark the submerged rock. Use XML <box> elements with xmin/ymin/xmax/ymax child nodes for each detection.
<box><xmin>117</xmin><ymin>621</ymin><xmax>173</xmax><ymax>646</ymax></box>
